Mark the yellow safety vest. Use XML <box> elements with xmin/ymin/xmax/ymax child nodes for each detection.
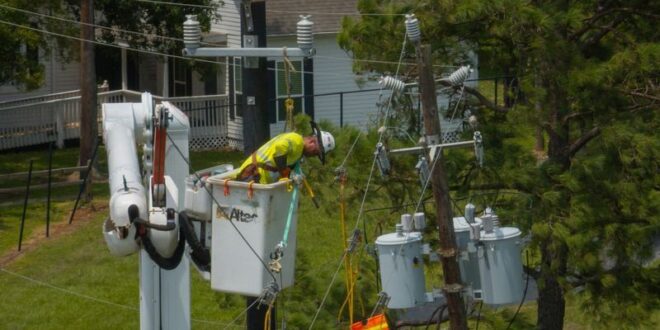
<box><xmin>236</xmin><ymin>132</ymin><xmax>304</xmax><ymax>184</ymax></box>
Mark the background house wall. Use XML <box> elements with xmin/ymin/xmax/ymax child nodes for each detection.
<box><xmin>0</xmin><ymin>50</ymin><xmax>80</xmax><ymax>101</ymax></box>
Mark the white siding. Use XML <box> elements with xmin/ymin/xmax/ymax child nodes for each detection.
<box><xmin>214</xmin><ymin>1</ymin><xmax>242</xmax><ymax>48</ymax></box>
<box><xmin>268</xmin><ymin>35</ymin><xmax>385</xmax><ymax>132</ymax></box>
<box><xmin>0</xmin><ymin>50</ymin><xmax>80</xmax><ymax>101</ymax></box>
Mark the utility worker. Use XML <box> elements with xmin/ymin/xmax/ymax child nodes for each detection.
<box><xmin>236</xmin><ymin>122</ymin><xmax>335</xmax><ymax>184</ymax></box>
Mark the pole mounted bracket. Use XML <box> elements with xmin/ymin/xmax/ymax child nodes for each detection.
<box><xmin>443</xmin><ymin>283</ymin><xmax>464</xmax><ymax>293</ymax></box>
<box><xmin>242</xmin><ymin>0</ymin><xmax>254</xmax><ymax>33</ymax></box>
<box><xmin>437</xmin><ymin>247</ymin><xmax>457</xmax><ymax>258</ymax></box>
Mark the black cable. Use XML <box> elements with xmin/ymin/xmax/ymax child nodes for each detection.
<box><xmin>166</xmin><ymin>132</ymin><xmax>278</xmax><ymax>283</ymax></box>
<box><xmin>475</xmin><ymin>300</ymin><xmax>483</xmax><ymax>330</ymax></box>
<box><xmin>140</xmin><ymin>226</ymin><xmax>186</xmax><ymax>270</ymax></box>
<box><xmin>179</xmin><ymin>211</ymin><xmax>211</xmax><ymax>271</ymax></box>
<box><xmin>506</xmin><ymin>250</ymin><xmax>531</xmax><ymax>330</ymax></box>
<box><xmin>424</xmin><ymin>303</ymin><xmax>448</xmax><ymax>330</ymax></box>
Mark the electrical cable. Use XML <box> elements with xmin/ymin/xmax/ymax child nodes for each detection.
<box><xmin>223</xmin><ymin>296</ymin><xmax>262</xmax><ymax>330</ymax></box>
<box><xmin>0</xmin><ymin>268</ymin><xmax>235</xmax><ymax>326</ymax></box>
<box><xmin>0</xmin><ymin>18</ymin><xmax>226</xmax><ymax>67</ymax></box>
<box><xmin>267</xmin><ymin>9</ymin><xmax>405</xmax><ymax>17</ymax></box>
<box><xmin>0</xmin><ymin>4</ymin><xmax>460</xmax><ymax>76</ymax></box>
<box><xmin>0</xmin><ymin>3</ymin><xmax>220</xmax><ymax>47</ymax></box>
<box><xmin>165</xmin><ymin>132</ymin><xmax>278</xmax><ymax>284</ymax></box>
<box><xmin>475</xmin><ymin>300</ymin><xmax>483</xmax><ymax>330</ymax></box>
<box><xmin>506</xmin><ymin>250</ymin><xmax>531</xmax><ymax>330</ymax></box>
<box><xmin>307</xmin><ymin>250</ymin><xmax>350</xmax><ymax>329</ymax></box>
<box><xmin>424</xmin><ymin>303</ymin><xmax>448</xmax><ymax>330</ymax></box>
<box><xmin>135</xmin><ymin>0</ymin><xmax>216</xmax><ymax>9</ymax></box>
<box><xmin>307</xmin><ymin>30</ymin><xmax>409</xmax><ymax>330</ymax></box>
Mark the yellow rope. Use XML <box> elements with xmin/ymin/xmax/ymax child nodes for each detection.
<box><xmin>264</xmin><ymin>305</ymin><xmax>272</xmax><ymax>330</ymax></box>
<box><xmin>282</xmin><ymin>47</ymin><xmax>296</xmax><ymax>132</ymax></box>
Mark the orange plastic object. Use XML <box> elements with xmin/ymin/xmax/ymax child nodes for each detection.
<box><xmin>247</xmin><ymin>181</ymin><xmax>255</xmax><ymax>199</ymax></box>
<box><xmin>351</xmin><ymin>314</ymin><xmax>389</xmax><ymax>330</ymax></box>
<box><xmin>223</xmin><ymin>179</ymin><xmax>231</xmax><ymax>196</ymax></box>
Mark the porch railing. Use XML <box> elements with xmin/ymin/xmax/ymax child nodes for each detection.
<box><xmin>0</xmin><ymin>89</ymin><xmax>234</xmax><ymax>151</ymax></box>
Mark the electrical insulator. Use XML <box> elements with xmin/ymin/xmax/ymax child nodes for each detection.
<box><xmin>445</xmin><ymin>65</ymin><xmax>472</xmax><ymax>86</ymax></box>
<box><xmin>379</xmin><ymin>75</ymin><xmax>406</xmax><ymax>93</ymax></box>
<box><xmin>415</xmin><ymin>155</ymin><xmax>430</xmax><ymax>188</ymax></box>
<box><xmin>375</xmin><ymin>142</ymin><xmax>391</xmax><ymax>177</ymax></box>
<box><xmin>405</xmin><ymin>14</ymin><xmax>421</xmax><ymax>43</ymax></box>
<box><xmin>401</xmin><ymin>214</ymin><xmax>413</xmax><ymax>232</ymax></box>
<box><xmin>482</xmin><ymin>207</ymin><xmax>500</xmax><ymax>233</ymax></box>
<box><xmin>413</xmin><ymin>212</ymin><xmax>426</xmax><ymax>231</ymax></box>
<box><xmin>183</xmin><ymin>15</ymin><xmax>201</xmax><ymax>51</ymax></box>
<box><xmin>296</xmin><ymin>15</ymin><xmax>314</xmax><ymax>52</ymax></box>
<box><xmin>473</xmin><ymin>131</ymin><xmax>484</xmax><ymax>167</ymax></box>
<box><xmin>465</xmin><ymin>203</ymin><xmax>476</xmax><ymax>223</ymax></box>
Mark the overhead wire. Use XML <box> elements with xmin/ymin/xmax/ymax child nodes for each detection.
<box><xmin>267</xmin><ymin>9</ymin><xmax>405</xmax><ymax>17</ymax></box>
<box><xmin>307</xmin><ymin>27</ymin><xmax>409</xmax><ymax>329</ymax></box>
<box><xmin>1</xmin><ymin>4</ymin><xmax>461</xmax><ymax>76</ymax></box>
<box><xmin>164</xmin><ymin>132</ymin><xmax>278</xmax><ymax>284</ymax></box>
<box><xmin>0</xmin><ymin>18</ymin><xmax>227</xmax><ymax>67</ymax></box>
<box><xmin>0</xmin><ymin>268</ymin><xmax>236</xmax><ymax>327</ymax></box>
<box><xmin>135</xmin><ymin>0</ymin><xmax>216</xmax><ymax>9</ymax></box>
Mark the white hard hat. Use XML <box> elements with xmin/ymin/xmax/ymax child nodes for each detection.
<box><xmin>320</xmin><ymin>131</ymin><xmax>335</xmax><ymax>153</ymax></box>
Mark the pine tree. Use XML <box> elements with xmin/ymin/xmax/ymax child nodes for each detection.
<box><xmin>338</xmin><ymin>0</ymin><xmax>660</xmax><ymax>328</ymax></box>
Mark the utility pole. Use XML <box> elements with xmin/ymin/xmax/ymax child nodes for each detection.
<box><xmin>415</xmin><ymin>44</ymin><xmax>468</xmax><ymax>330</ymax></box>
<box><xmin>79</xmin><ymin>0</ymin><xmax>97</xmax><ymax>200</ymax></box>
<box><xmin>241</xmin><ymin>0</ymin><xmax>269</xmax><ymax>155</ymax></box>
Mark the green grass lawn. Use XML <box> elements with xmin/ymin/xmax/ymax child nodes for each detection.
<box><xmin>1</xmin><ymin>145</ymin><xmax>657</xmax><ymax>329</ymax></box>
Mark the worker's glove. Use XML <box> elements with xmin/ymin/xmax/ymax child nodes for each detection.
<box><xmin>291</xmin><ymin>173</ymin><xmax>304</xmax><ymax>185</ymax></box>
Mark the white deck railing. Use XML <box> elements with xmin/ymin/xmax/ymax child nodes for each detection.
<box><xmin>0</xmin><ymin>89</ymin><xmax>237</xmax><ymax>151</ymax></box>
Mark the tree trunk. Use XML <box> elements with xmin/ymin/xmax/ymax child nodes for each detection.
<box><xmin>537</xmin><ymin>83</ymin><xmax>570</xmax><ymax>329</ymax></box>
<box><xmin>537</xmin><ymin>240</ymin><xmax>567</xmax><ymax>330</ymax></box>
<box><xmin>79</xmin><ymin>0</ymin><xmax>97</xmax><ymax>201</ymax></box>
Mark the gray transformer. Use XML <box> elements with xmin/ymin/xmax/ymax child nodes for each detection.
<box><xmin>375</xmin><ymin>230</ymin><xmax>427</xmax><ymax>309</ymax></box>
<box><xmin>477</xmin><ymin>227</ymin><xmax>524</xmax><ymax>305</ymax></box>
<box><xmin>453</xmin><ymin>217</ymin><xmax>483</xmax><ymax>297</ymax></box>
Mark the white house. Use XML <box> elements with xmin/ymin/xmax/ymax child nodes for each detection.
<box><xmin>0</xmin><ymin>0</ymin><xmax>478</xmax><ymax>151</ymax></box>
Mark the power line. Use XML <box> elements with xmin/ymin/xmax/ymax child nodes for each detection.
<box><xmin>1</xmin><ymin>3</ymin><xmax>460</xmax><ymax>72</ymax></box>
<box><xmin>164</xmin><ymin>132</ymin><xmax>278</xmax><ymax>284</ymax></box>
<box><xmin>0</xmin><ymin>267</ymin><xmax>236</xmax><ymax>327</ymax></box>
<box><xmin>267</xmin><ymin>9</ymin><xmax>405</xmax><ymax>17</ymax></box>
<box><xmin>307</xmin><ymin>32</ymin><xmax>410</xmax><ymax>329</ymax></box>
<box><xmin>135</xmin><ymin>0</ymin><xmax>216</xmax><ymax>9</ymax></box>
<box><xmin>0</xmin><ymin>18</ymin><xmax>227</xmax><ymax>67</ymax></box>
<box><xmin>315</xmin><ymin>55</ymin><xmax>460</xmax><ymax>69</ymax></box>
<box><xmin>0</xmin><ymin>3</ymin><xmax>219</xmax><ymax>47</ymax></box>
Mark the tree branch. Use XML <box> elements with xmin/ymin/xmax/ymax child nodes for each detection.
<box><xmin>571</xmin><ymin>7</ymin><xmax>660</xmax><ymax>40</ymax></box>
<box><xmin>623</xmin><ymin>90</ymin><xmax>660</xmax><ymax>102</ymax></box>
<box><xmin>542</xmin><ymin>122</ymin><xmax>561</xmax><ymax>142</ymax></box>
<box><xmin>437</xmin><ymin>79</ymin><xmax>511</xmax><ymax>113</ymax></box>
<box><xmin>569</xmin><ymin>126</ymin><xmax>601</xmax><ymax>158</ymax></box>
<box><xmin>562</xmin><ymin>111</ymin><xmax>594</xmax><ymax>124</ymax></box>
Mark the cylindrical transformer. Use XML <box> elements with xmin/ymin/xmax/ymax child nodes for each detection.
<box><xmin>477</xmin><ymin>227</ymin><xmax>524</xmax><ymax>305</ymax></box>
<box><xmin>453</xmin><ymin>216</ymin><xmax>482</xmax><ymax>295</ymax></box>
<box><xmin>375</xmin><ymin>230</ymin><xmax>426</xmax><ymax>309</ymax></box>
<box><xmin>183</xmin><ymin>15</ymin><xmax>201</xmax><ymax>51</ymax></box>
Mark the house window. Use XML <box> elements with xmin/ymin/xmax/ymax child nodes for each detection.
<box><xmin>234</xmin><ymin>57</ymin><xmax>243</xmax><ymax>117</ymax></box>
<box><xmin>275</xmin><ymin>60</ymin><xmax>304</xmax><ymax>121</ymax></box>
<box><xmin>172</xmin><ymin>58</ymin><xmax>191</xmax><ymax>96</ymax></box>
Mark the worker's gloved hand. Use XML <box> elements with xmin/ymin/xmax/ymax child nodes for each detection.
<box><xmin>291</xmin><ymin>173</ymin><xmax>304</xmax><ymax>185</ymax></box>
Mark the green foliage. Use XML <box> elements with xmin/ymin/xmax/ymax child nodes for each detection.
<box><xmin>0</xmin><ymin>0</ymin><xmax>77</xmax><ymax>90</ymax></box>
<box><xmin>340</xmin><ymin>0</ymin><xmax>660</xmax><ymax>327</ymax></box>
